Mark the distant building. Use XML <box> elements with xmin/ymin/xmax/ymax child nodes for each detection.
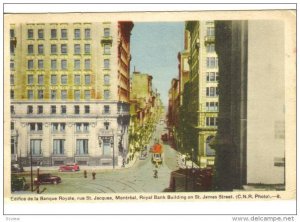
<box><xmin>129</xmin><ymin>71</ymin><xmax>163</xmax><ymax>154</ymax></box>
<box><xmin>10</xmin><ymin>21</ymin><xmax>134</xmax><ymax>167</ymax></box>
<box><xmin>214</xmin><ymin>20</ymin><xmax>285</xmax><ymax>190</ymax></box>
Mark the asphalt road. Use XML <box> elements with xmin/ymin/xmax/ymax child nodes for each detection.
<box><xmin>13</xmin><ymin>123</ymin><xmax>179</xmax><ymax>194</ymax></box>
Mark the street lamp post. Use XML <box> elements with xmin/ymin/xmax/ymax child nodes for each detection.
<box><xmin>191</xmin><ymin>148</ymin><xmax>195</xmax><ymax>191</ymax></box>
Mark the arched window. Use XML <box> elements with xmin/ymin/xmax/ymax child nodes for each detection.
<box><xmin>205</xmin><ymin>135</ymin><xmax>215</xmax><ymax>156</ymax></box>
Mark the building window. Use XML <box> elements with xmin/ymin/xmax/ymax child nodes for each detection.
<box><xmin>206</xmin><ymin>87</ymin><xmax>218</xmax><ymax>97</ymax></box>
<box><xmin>104</xmin><ymin>121</ymin><xmax>110</xmax><ymax>130</ymax></box>
<box><xmin>10</xmin><ymin>29</ymin><xmax>15</xmax><ymax>38</ymax></box>
<box><xmin>30</xmin><ymin>139</ymin><xmax>42</xmax><ymax>155</ymax></box>
<box><xmin>84</xmin><ymin>90</ymin><xmax>90</xmax><ymax>100</ymax></box>
<box><xmin>51</xmin><ymin>59</ymin><xmax>57</xmax><ymax>70</ymax></box>
<box><xmin>207</xmin><ymin>27</ymin><xmax>215</xmax><ymax>36</ymax></box>
<box><xmin>74</xmin><ymin>75</ymin><xmax>81</xmax><ymax>85</ymax></box>
<box><xmin>27</xmin><ymin>105</ymin><xmax>33</xmax><ymax>114</ymax></box>
<box><xmin>74</xmin><ymin>59</ymin><xmax>81</xmax><ymax>70</ymax></box>
<box><xmin>104</xmin><ymin>75</ymin><xmax>110</xmax><ymax>85</ymax></box>
<box><xmin>38</xmin><ymin>90</ymin><xmax>44</xmax><ymax>99</ymax></box>
<box><xmin>104</xmin><ymin>59</ymin><xmax>110</xmax><ymax>69</ymax></box>
<box><xmin>52</xmin><ymin>123</ymin><xmax>66</xmax><ymax>132</ymax></box>
<box><xmin>53</xmin><ymin>139</ymin><xmax>65</xmax><ymax>155</ymax></box>
<box><xmin>61</xmin><ymin>105</ymin><xmax>67</xmax><ymax>114</ymax></box>
<box><xmin>104</xmin><ymin>105</ymin><xmax>110</xmax><ymax>114</ymax></box>
<box><xmin>11</xmin><ymin>122</ymin><xmax>15</xmax><ymax>131</ymax></box>
<box><xmin>206</xmin><ymin>72</ymin><xmax>218</xmax><ymax>82</ymax></box>
<box><xmin>76</xmin><ymin>139</ymin><xmax>88</xmax><ymax>155</ymax></box>
<box><xmin>206</xmin><ymin>102</ymin><xmax>219</xmax><ymax>111</ymax></box>
<box><xmin>85</xmin><ymin>75</ymin><xmax>90</xmax><ymax>85</ymax></box>
<box><xmin>51</xmin><ymin>29</ymin><xmax>57</xmax><ymax>39</ymax></box>
<box><xmin>51</xmin><ymin>105</ymin><xmax>56</xmax><ymax>114</ymax></box>
<box><xmin>61</xmin><ymin>44</ymin><xmax>67</xmax><ymax>54</ymax></box>
<box><xmin>28</xmin><ymin>75</ymin><xmax>34</xmax><ymax>85</ymax></box>
<box><xmin>38</xmin><ymin>29</ymin><xmax>44</xmax><ymax>39</ymax></box>
<box><xmin>37</xmin><ymin>105</ymin><xmax>43</xmax><ymax>114</ymax></box>
<box><xmin>74</xmin><ymin>105</ymin><xmax>80</xmax><ymax>114</ymax></box>
<box><xmin>51</xmin><ymin>90</ymin><xmax>57</xmax><ymax>100</ymax></box>
<box><xmin>51</xmin><ymin>75</ymin><xmax>57</xmax><ymax>84</ymax></box>
<box><xmin>38</xmin><ymin>75</ymin><xmax>44</xmax><ymax>85</ymax></box>
<box><xmin>61</xmin><ymin>29</ymin><xmax>67</xmax><ymax>39</ymax></box>
<box><xmin>61</xmin><ymin>90</ymin><xmax>67</xmax><ymax>100</ymax></box>
<box><xmin>38</xmin><ymin>60</ymin><xmax>44</xmax><ymax>69</ymax></box>
<box><xmin>10</xmin><ymin>60</ymin><xmax>14</xmax><ymax>70</ymax></box>
<box><xmin>84</xmin><ymin>28</ymin><xmax>91</xmax><ymax>39</ymax></box>
<box><xmin>84</xmin><ymin>44</ymin><xmax>90</xmax><ymax>54</ymax></box>
<box><xmin>51</xmin><ymin>44</ymin><xmax>57</xmax><ymax>54</ymax></box>
<box><xmin>28</xmin><ymin>90</ymin><xmax>33</xmax><ymax>100</ymax></box>
<box><xmin>10</xmin><ymin>90</ymin><xmax>14</xmax><ymax>99</ymax></box>
<box><xmin>28</xmin><ymin>60</ymin><xmax>34</xmax><ymax>70</ymax></box>
<box><xmin>74</xmin><ymin>44</ymin><xmax>80</xmax><ymax>54</ymax></box>
<box><xmin>206</xmin><ymin>44</ymin><xmax>215</xmax><ymax>53</ymax></box>
<box><xmin>205</xmin><ymin>136</ymin><xmax>216</xmax><ymax>156</ymax></box>
<box><xmin>38</xmin><ymin>44</ymin><xmax>44</xmax><ymax>54</ymax></box>
<box><xmin>61</xmin><ymin>59</ymin><xmax>67</xmax><ymax>70</ymax></box>
<box><xmin>206</xmin><ymin>117</ymin><xmax>217</xmax><ymax>126</ymax></box>
<box><xmin>84</xmin><ymin>59</ymin><xmax>90</xmax><ymax>70</ymax></box>
<box><xmin>61</xmin><ymin>75</ymin><xmax>67</xmax><ymax>85</ymax></box>
<box><xmin>74</xmin><ymin>90</ymin><xmax>80</xmax><ymax>100</ymax></box>
<box><xmin>27</xmin><ymin>29</ymin><xmax>34</xmax><ymax>39</ymax></box>
<box><xmin>84</xmin><ymin>105</ymin><xmax>90</xmax><ymax>114</ymax></box>
<box><xmin>74</xmin><ymin>29</ymin><xmax>81</xmax><ymax>39</ymax></box>
<box><xmin>104</xmin><ymin>44</ymin><xmax>110</xmax><ymax>54</ymax></box>
<box><xmin>104</xmin><ymin>90</ymin><xmax>110</xmax><ymax>100</ymax></box>
<box><xmin>10</xmin><ymin>105</ymin><xmax>15</xmax><ymax>114</ymax></box>
<box><xmin>10</xmin><ymin>75</ymin><xmax>14</xmax><ymax>85</ymax></box>
<box><xmin>104</xmin><ymin>28</ymin><xmax>110</xmax><ymax>37</ymax></box>
<box><xmin>206</xmin><ymin>57</ymin><xmax>218</xmax><ymax>68</ymax></box>
<box><xmin>28</xmin><ymin>44</ymin><xmax>34</xmax><ymax>54</ymax></box>
<box><xmin>75</xmin><ymin>123</ymin><xmax>89</xmax><ymax>132</ymax></box>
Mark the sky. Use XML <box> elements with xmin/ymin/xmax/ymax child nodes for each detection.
<box><xmin>130</xmin><ymin>22</ymin><xmax>185</xmax><ymax>107</ymax></box>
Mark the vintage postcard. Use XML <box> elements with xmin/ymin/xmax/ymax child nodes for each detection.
<box><xmin>3</xmin><ymin>8</ymin><xmax>296</xmax><ymax>215</ymax></box>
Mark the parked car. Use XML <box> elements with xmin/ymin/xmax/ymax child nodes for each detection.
<box><xmin>11</xmin><ymin>163</ymin><xmax>24</xmax><ymax>173</ymax></box>
<box><xmin>11</xmin><ymin>175</ymin><xmax>29</xmax><ymax>192</ymax></box>
<box><xmin>34</xmin><ymin>174</ymin><xmax>61</xmax><ymax>185</ymax></box>
<box><xmin>59</xmin><ymin>163</ymin><xmax>80</xmax><ymax>172</ymax></box>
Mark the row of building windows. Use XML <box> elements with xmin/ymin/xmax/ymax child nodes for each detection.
<box><xmin>24</xmin><ymin>59</ymin><xmax>110</xmax><ymax>70</ymax></box>
<box><xmin>11</xmin><ymin>104</ymin><xmax>112</xmax><ymax>115</ymax></box>
<box><xmin>26</xmin><ymin>43</ymin><xmax>108</xmax><ymax>55</ymax></box>
<box><xmin>10</xmin><ymin>89</ymin><xmax>110</xmax><ymax>100</ymax></box>
<box><xmin>23</xmin><ymin>27</ymin><xmax>111</xmax><ymax>40</ymax></box>
<box><xmin>29</xmin><ymin>139</ymin><xmax>89</xmax><ymax>155</ymax></box>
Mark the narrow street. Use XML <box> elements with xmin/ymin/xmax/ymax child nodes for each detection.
<box><xmin>15</xmin><ymin>122</ymin><xmax>180</xmax><ymax>194</ymax></box>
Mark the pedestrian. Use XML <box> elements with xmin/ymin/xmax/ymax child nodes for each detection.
<box><xmin>84</xmin><ymin>170</ymin><xmax>87</xmax><ymax>178</ymax></box>
<box><xmin>92</xmin><ymin>172</ymin><xmax>96</xmax><ymax>180</ymax></box>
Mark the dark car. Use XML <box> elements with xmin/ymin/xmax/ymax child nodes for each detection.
<box><xmin>11</xmin><ymin>163</ymin><xmax>24</xmax><ymax>173</ymax></box>
<box><xmin>34</xmin><ymin>174</ymin><xmax>61</xmax><ymax>185</ymax></box>
<box><xmin>161</xmin><ymin>133</ymin><xmax>168</xmax><ymax>141</ymax></box>
<box><xmin>11</xmin><ymin>175</ymin><xmax>29</xmax><ymax>192</ymax></box>
<box><xmin>59</xmin><ymin>163</ymin><xmax>80</xmax><ymax>172</ymax></box>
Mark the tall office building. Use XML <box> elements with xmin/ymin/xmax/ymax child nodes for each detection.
<box><xmin>182</xmin><ymin>21</ymin><xmax>219</xmax><ymax>168</ymax></box>
<box><xmin>10</xmin><ymin>21</ymin><xmax>134</xmax><ymax>167</ymax></box>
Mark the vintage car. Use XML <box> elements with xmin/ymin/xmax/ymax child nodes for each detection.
<box><xmin>161</xmin><ymin>133</ymin><xmax>168</xmax><ymax>142</ymax></box>
<box><xmin>34</xmin><ymin>174</ymin><xmax>61</xmax><ymax>185</ymax></box>
<box><xmin>58</xmin><ymin>163</ymin><xmax>80</xmax><ymax>172</ymax></box>
<box><xmin>11</xmin><ymin>175</ymin><xmax>29</xmax><ymax>192</ymax></box>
